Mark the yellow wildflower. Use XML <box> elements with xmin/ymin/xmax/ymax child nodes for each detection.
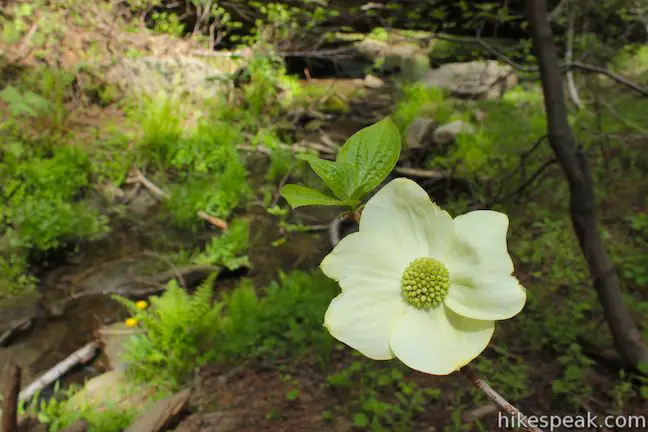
<box><xmin>125</xmin><ymin>317</ymin><xmax>138</xmax><ymax>328</ymax></box>
<box><xmin>135</xmin><ymin>300</ymin><xmax>148</xmax><ymax>310</ymax></box>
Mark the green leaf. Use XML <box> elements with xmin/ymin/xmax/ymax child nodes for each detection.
<box><xmin>639</xmin><ymin>362</ymin><xmax>648</xmax><ymax>375</ymax></box>
<box><xmin>297</xmin><ymin>154</ymin><xmax>351</xmax><ymax>199</ymax></box>
<box><xmin>285</xmin><ymin>389</ymin><xmax>300</xmax><ymax>401</ymax></box>
<box><xmin>280</xmin><ymin>184</ymin><xmax>358</xmax><ymax>209</ymax></box>
<box><xmin>352</xmin><ymin>412</ymin><xmax>370</xmax><ymax>427</ymax></box>
<box><xmin>336</xmin><ymin>116</ymin><xmax>401</xmax><ymax>199</ymax></box>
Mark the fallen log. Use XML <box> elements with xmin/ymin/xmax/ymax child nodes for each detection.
<box><xmin>19</xmin><ymin>341</ymin><xmax>100</xmax><ymax>403</ymax></box>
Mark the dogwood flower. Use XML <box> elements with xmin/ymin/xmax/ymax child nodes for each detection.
<box><xmin>322</xmin><ymin>178</ymin><xmax>526</xmax><ymax>375</ymax></box>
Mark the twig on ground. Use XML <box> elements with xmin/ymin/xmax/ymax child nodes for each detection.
<box><xmin>394</xmin><ymin>167</ymin><xmax>446</xmax><ymax>179</ymax></box>
<box><xmin>462</xmin><ymin>403</ymin><xmax>498</xmax><ymax>423</ymax></box>
<box><xmin>127</xmin><ymin>166</ymin><xmax>169</xmax><ymax>200</ymax></box>
<box><xmin>196</xmin><ymin>211</ymin><xmax>228</xmax><ymax>231</ymax></box>
<box><xmin>319</xmin><ymin>131</ymin><xmax>339</xmax><ymax>152</ymax></box>
<box><xmin>236</xmin><ymin>144</ymin><xmax>272</xmax><ymax>155</ymax></box>
<box><xmin>19</xmin><ymin>341</ymin><xmax>100</xmax><ymax>402</ymax></box>
<box><xmin>16</xmin><ymin>23</ymin><xmax>39</xmax><ymax>61</ymax></box>
<box><xmin>460</xmin><ymin>365</ymin><xmax>544</xmax><ymax>432</ymax></box>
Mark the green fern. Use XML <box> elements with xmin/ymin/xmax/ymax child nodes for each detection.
<box><xmin>192</xmin><ymin>218</ymin><xmax>250</xmax><ymax>270</ymax></box>
<box><xmin>0</xmin><ymin>85</ymin><xmax>52</xmax><ymax>118</ymax></box>
<box><xmin>114</xmin><ymin>273</ymin><xmax>222</xmax><ymax>388</ymax></box>
<box><xmin>114</xmin><ymin>270</ymin><xmax>339</xmax><ymax>389</ymax></box>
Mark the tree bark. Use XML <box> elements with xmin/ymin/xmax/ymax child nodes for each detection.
<box><xmin>2</xmin><ymin>361</ymin><xmax>21</xmax><ymax>432</ymax></box>
<box><xmin>525</xmin><ymin>0</ymin><xmax>648</xmax><ymax>370</ymax></box>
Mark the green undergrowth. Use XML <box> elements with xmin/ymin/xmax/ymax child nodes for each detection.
<box><xmin>0</xmin><ymin>68</ymin><xmax>108</xmax><ymax>295</ymax></box>
<box><xmin>0</xmin><ymin>36</ymin><xmax>314</xmax><ymax>296</ymax></box>
<box><xmin>114</xmin><ymin>269</ymin><xmax>339</xmax><ymax>389</ymax></box>
<box><xmin>20</xmin><ymin>388</ymin><xmax>138</xmax><ymax>432</ymax></box>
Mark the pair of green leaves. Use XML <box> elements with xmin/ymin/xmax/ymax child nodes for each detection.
<box><xmin>280</xmin><ymin>117</ymin><xmax>401</xmax><ymax>209</ymax></box>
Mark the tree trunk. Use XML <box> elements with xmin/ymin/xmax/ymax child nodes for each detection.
<box><xmin>2</xmin><ymin>362</ymin><xmax>21</xmax><ymax>432</ymax></box>
<box><xmin>525</xmin><ymin>0</ymin><xmax>648</xmax><ymax>371</ymax></box>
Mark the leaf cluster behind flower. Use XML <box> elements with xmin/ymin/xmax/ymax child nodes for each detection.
<box><xmin>280</xmin><ymin>117</ymin><xmax>401</xmax><ymax>210</ymax></box>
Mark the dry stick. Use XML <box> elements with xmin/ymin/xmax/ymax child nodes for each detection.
<box><xmin>128</xmin><ymin>166</ymin><xmax>227</xmax><ymax>231</ymax></box>
<box><xmin>1</xmin><ymin>361</ymin><xmax>21</xmax><ymax>432</ymax></box>
<box><xmin>462</xmin><ymin>403</ymin><xmax>498</xmax><ymax>423</ymax></box>
<box><xmin>460</xmin><ymin>365</ymin><xmax>544</xmax><ymax>432</ymax></box>
<box><xmin>19</xmin><ymin>341</ymin><xmax>100</xmax><ymax>403</ymax></box>
<box><xmin>328</xmin><ymin>214</ymin><xmax>345</xmax><ymax>247</ymax></box>
<box><xmin>394</xmin><ymin>166</ymin><xmax>446</xmax><ymax>179</ymax></box>
<box><xmin>196</xmin><ymin>211</ymin><xmax>228</xmax><ymax>231</ymax></box>
<box><xmin>129</xmin><ymin>166</ymin><xmax>169</xmax><ymax>200</ymax></box>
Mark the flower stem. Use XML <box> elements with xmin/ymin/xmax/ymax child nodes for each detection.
<box><xmin>460</xmin><ymin>365</ymin><xmax>544</xmax><ymax>432</ymax></box>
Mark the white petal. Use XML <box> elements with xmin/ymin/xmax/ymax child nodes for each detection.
<box><xmin>359</xmin><ymin>178</ymin><xmax>454</xmax><ymax>260</ymax></box>
<box><xmin>446</xmin><ymin>210</ymin><xmax>514</xmax><ymax>275</ymax></box>
<box><xmin>321</xmin><ymin>231</ymin><xmax>409</xmax><ymax>294</ymax></box>
<box><xmin>389</xmin><ymin>305</ymin><xmax>494</xmax><ymax>375</ymax></box>
<box><xmin>324</xmin><ymin>290</ymin><xmax>407</xmax><ymax>360</ymax></box>
<box><xmin>445</xmin><ymin>273</ymin><xmax>526</xmax><ymax>320</ymax></box>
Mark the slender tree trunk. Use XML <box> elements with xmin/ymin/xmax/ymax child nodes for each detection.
<box><xmin>2</xmin><ymin>361</ymin><xmax>20</xmax><ymax>432</ymax></box>
<box><xmin>525</xmin><ymin>0</ymin><xmax>648</xmax><ymax>370</ymax></box>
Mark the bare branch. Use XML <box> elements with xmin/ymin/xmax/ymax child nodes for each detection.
<box><xmin>439</xmin><ymin>26</ymin><xmax>648</xmax><ymax>96</ymax></box>
<box><xmin>565</xmin><ymin>61</ymin><xmax>648</xmax><ymax>97</ymax></box>
<box><xmin>565</xmin><ymin>9</ymin><xmax>583</xmax><ymax>109</ymax></box>
<box><xmin>497</xmin><ymin>157</ymin><xmax>557</xmax><ymax>203</ymax></box>
<box><xmin>460</xmin><ymin>365</ymin><xmax>544</xmax><ymax>432</ymax></box>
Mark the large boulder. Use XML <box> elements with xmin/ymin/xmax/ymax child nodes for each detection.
<box><xmin>105</xmin><ymin>55</ymin><xmax>243</xmax><ymax>100</ymax></box>
<box><xmin>351</xmin><ymin>32</ymin><xmax>430</xmax><ymax>74</ymax></box>
<box><xmin>422</xmin><ymin>61</ymin><xmax>518</xmax><ymax>99</ymax></box>
<box><xmin>433</xmin><ymin>120</ymin><xmax>476</xmax><ymax>146</ymax></box>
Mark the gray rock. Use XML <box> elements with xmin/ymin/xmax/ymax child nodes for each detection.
<box><xmin>105</xmin><ymin>56</ymin><xmax>231</xmax><ymax>99</ymax></box>
<box><xmin>98</xmin><ymin>322</ymin><xmax>143</xmax><ymax>372</ymax></box>
<box><xmin>127</xmin><ymin>190</ymin><xmax>159</xmax><ymax>216</ymax></box>
<box><xmin>355</xmin><ymin>35</ymin><xmax>429</xmax><ymax>73</ymax></box>
<box><xmin>423</xmin><ymin>61</ymin><xmax>518</xmax><ymax>99</ymax></box>
<box><xmin>0</xmin><ymin>292</ymin><xmax>42</xmax><ymax>344</ymax></box>
<box><xmin>68</xmin><ymin>370</ymin><xmax>155</xmax><ymax>411</ymax></box>
<box><xmin>433</xmin><ymin>120</ymin><xmax>476</xmax><ymax>146</ymax></box>
<box><xmin>363</xmin><ymin>74</ymin><xmax>384</xmax><ymax>89</ymax></box>
<box><xmin>405</xmin><ymin>117</ymin><xmax>437</xmax><ymax>150</ymax></box>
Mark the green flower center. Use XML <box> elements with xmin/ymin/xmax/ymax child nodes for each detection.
<box><xmin>401</xmin><ymin>257</ymin><xmax>450</xmax><ymax>310</ymax></box>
